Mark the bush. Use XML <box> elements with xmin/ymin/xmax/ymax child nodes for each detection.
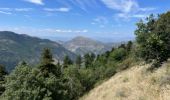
<box><xmin>110</xmin><ymin>48</ymin><xmax>127</xmax><ymax>61</ymax></box>
<box><xmin>135</xmin><ymin>12</ymin><xmax>170</xmax><ymax>67</ymax></box>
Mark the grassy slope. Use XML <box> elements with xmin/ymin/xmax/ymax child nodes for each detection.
<box><xmin>81</xmin><ymin>61</ymin><xmax>170</xmax><ymax>100</ymax></box>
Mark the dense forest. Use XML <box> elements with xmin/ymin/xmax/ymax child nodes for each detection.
<box><xmin>0</xmin><ymin>11</ymin><xmax>170</xmax><ymax>100</ymax></box>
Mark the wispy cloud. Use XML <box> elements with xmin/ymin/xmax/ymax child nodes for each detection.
<box><xmin>101</xmin><ymin>0</ymin><xmax>138</xmax><ymax>13</ymax></box>
<box><xmin>139</xmin><ymin>7</ymin><xmax>156</xmax><ymax>12</ymax></box>
<box><xmin>44</xmin><ymin>8</ymin><xmax>70</xmax><ymax>12</ymax></box>
<box><xmin>0</xmin><ymin>8</ymin><xmax>33</xmax><ymax>15</ymax></box>
<box><xmin>92</xmin><ymin>16</ymin><xmax>108</xmax><ymax>28</ymax></box>
<box><xmin>0</xmin><ymin>8</ymin><xmax>11</xmax><ymax>11</ymax></box>
<box><xmin>0</xmin><ymin>8</ymin><xmax>33</xmax><ymax>12</ymax></box>
<box><xmin>116</xmin><ymin>13</ymin><xmax>148</xmax><ymax>19</ymax></box>
<box><xmin>101</xmin><ymin>0</ymin><xmax>156</xmax><ymax>20</ymax></box>
<box><xmin>24</xmin><ymin>0</ymin><xmax>44</xmax><ymax>5</ymax></box>
<box><xmin>15</xmin><ymin>8</ymin><xmax>33</xmax><ymax>12</ymax></box>
<box><xmin>68</xmin><ymin>0</ymin><xmax>99</xmax><ymax>12</ymax></box>
<box><xmin>0</xmin><ymin>11</ymin><xmax>12</xmax><ymax>15</ymax></box>
<box><xmin>54</xmin><ymin>29</ymin><xmax>88</xmax><ymax>33</ymax></box>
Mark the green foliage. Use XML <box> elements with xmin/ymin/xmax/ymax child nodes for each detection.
<box><xmin>1</xmin><ymin>64</ymin><xmax>64</xmax><ymax>100</ymax></box>
<box><xmin>0</xmin><ymin>31</ymin><xmax>76</xmax><ymax>72</ymax></box>
<box><xmin>1</xmin><ymin>49</ymin><xmax>65</xmax><ymax>100</ymax></box>
<box><xmin>75</xmin><ymin>55</ymin><xmax>82</xmax><ymax>69</ymax></box>
<box><xmin>110</xmin><ymin>48</ymin><xmax>127</xmax><ymax>61</ymax></box>
<box><xmin>84</xmin><ymin>53</ymin><xmax>95</xmax><ymax>68</ymax></box>
<box><xmin>0</xmin><ymin>43</ymin><xmax>136</xmax><ymax>100</ymax></box>
<box><xmin>39</xmin><ymin>48</ymin><xmax>61</xmax><ymax>77</ymax></box>
<box><xmin>78</xmin><ymin>69</ymin><xmax>96</xmax><ymax>91</ymax></box>
<box><xmin>0</xmin><ymin>65</ymin><xmax>7</xmax><ymax>95</ymax></box>
<box><xmin>63</xmin><ymin>66</ymin><xmax>84</xmax><ymax>100</ymax></box>
<box><xmin>41</xmin><ymin>48</ymin><xmax>54</xmax><ymax>65</ymax></box>
<box><xmin>63</xmin><ymin>55</ymin><xmax>73</xmax><ymax>68</ymax></box>
<box><xmin>135</xmin><ymin>12</ymin><xmax>170</xmax><ymax>67</ymax></box>
<box><xmin>126</xmin><ymin>41</ymin><xmax>133</xmax><ymax>51</ymax></box>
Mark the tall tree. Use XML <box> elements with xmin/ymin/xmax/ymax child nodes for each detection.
<box><xmin>63</xmin><ymin>55</ymin><xmax>73</xmax><ymax>68</ymax></box>
<box><xmin>84</xmin><ymin>53</ymin><xmax>91</xmax><ymax>68</ymax></box>
<box><xmin>0</xmin><ymin>65</ymin><xmax>7</xmax><ymax>95</ymax></box>
<box><xmin>126</xmin><ymin>41</ymin><xmax>133</xmax><ymax>51</ymax></box>
<box><xmin>41</xmin><ymin>48</ymin><xmax>53</xmax><ymax>65</ymax></box>
<box><xmin>135</xmin><ymin>12</ymin><xmax>170</xmax><ymax>67</ymax></box>
<box><xmin>84</xmin><ymin>53</ymin><xmax>95</xmax><ymax>68</ymax></box>
<box><xmin>1</xmin><ymin>48</ymin><xmax>65</xmax><ymax>100</ymax></box>
<box><xmin>39</xmin><ymin>48</ymin><xmax>60</xmax><ymax>77</ymax></box>
<box><xmin>76</xmin><ymin>55</ymin><xmax>82</xmax><ymax>69</ymax></box>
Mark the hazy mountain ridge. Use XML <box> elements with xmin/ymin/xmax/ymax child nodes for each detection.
<box><xmin>0</xmin><ymin>31</ymin><xmax>76</xmax><ymax>71</ymax></box>
<box><xmin>63</xmin><ymin>36</ymin><xmax>114</xmax><ymax>55</ymax></box>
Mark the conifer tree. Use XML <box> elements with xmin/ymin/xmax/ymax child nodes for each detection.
<box><xmin>76</xmin><ymin>55</ymin><xmax>82</xmax><ymax>69</ymax></box>
<box><xmin>41</xmin><ymin>48</ymin><xmax>53</xmax><ymax>65</ymax></box>
<box><xmin>63</xmin><ymin>55</ymin><xmax>73</xmax><ymax>68</ymax></box>
<box><xmin>39</xmin><ymin>48</ymin><xmax>57</xmax><ymax>76</ymax></box>
<box><xmin>0</xmin><ymin>65</ymin><xmax>7</xmax><ymax>95</ymax></box>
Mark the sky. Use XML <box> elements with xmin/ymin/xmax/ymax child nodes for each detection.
<box><xmin>0</xmin><ymin>0</ymin><xmax>169</xmax><ymax>42</ymax></box>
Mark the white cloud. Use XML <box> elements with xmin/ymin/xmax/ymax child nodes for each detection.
<box><xmin>15</xmin><ymin>8</ymin><xmax>33</xmax><ymax>12</ymax></box>
<box><xmin>101</xmin><ymin>0</ymin><xmax>138</xmax><ymax>13</ymax></box>
<box><xmin>55</xmin><ymin>29</ymin><xmax>88</xmax><ymax>33</ymax></box>
<box><xmin>68</xmin><ymin>0</ymin><xmax>99</xmax><ymax>12</ymax></box>
<box><xmin>116</xmin><ymin>13</ymin><xmax>148</xmax><ymax>19</ymax></box>
<box><xmin>0</xmin><ymin>8</ymin><xmax>11</xmax><ymax>11</ymax></box>
<box><xmin>24</xmin><ymin>0</ymin><xmax>44</xmax><ymax>5</ymax></box>
<box><xmin>0</xmin><ymin>11</ymin><xmax>12</xmax><ymax>15</ymax></box>
<box><xmin>0</xmin><ymin>8</ymin><xmax>33</xmax><ymax>12</ymax></box>
<box><xmin>92</xmin><ymin>16</ymin><xmax>108</xmax><ymax>28</ymax></box>
<box><xmin>101</xmin><ymin>0</ymin><xmax>156</xmax><ymax>20</ymax></box>
<box><xmin>44</xmin><ymin>8</ymin><xmax>70</xmax><ymax>12</ymax></box>
<box><xmin>101</xmin><ymin>0</ymin><xmax>156</xmax><ymax>13</ymax></box>
<box><xmin>139</xmin><ymin>7</ymin><xmax>156</xmax><ymax>12</ymax></box>
<box><xmin>41</xmin><ymin>28</ymin><xmax>88</xmax><ymax>33</ymax></box>
<box><xmin>131</xmin><ymin>14</ymin><xmax>148</xmax><ymax>18</ymax></box>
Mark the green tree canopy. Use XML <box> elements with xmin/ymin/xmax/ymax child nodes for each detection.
<box><xmin>63</xmin><ymin>55</ymin><xmax>73</xmax><ymax>68</ymax></box>
<box><xmin>135</xmin><ymin>12</ymin><xmax>170</xmax><ymax>67</ymax></box>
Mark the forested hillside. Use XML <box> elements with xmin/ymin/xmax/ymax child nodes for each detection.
<box><xmin>0</xmin><ymin>31</ymin><xmax>76</xmax><ymax>71</ymax></box>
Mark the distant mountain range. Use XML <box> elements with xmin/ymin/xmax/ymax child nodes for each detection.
<box><xmin>62</xmin><ymin>36</ymin><xmax>115</xmax><ymax>55</ymax></box>
<box><xmin>0</xmin><ymin>31</ymin><xmax>126</xmax><ymax>71</ymax></box>
<box><xmin>0</xmin><ymin>31</ymin><xmax>76</xmax><ymax>72</ymax></box>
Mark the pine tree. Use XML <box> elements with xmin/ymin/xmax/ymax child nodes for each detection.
<box><xmin>126</xmin><ymin>41</ymin><xmax>133</xmax><ymax>51</ymax></box>
<box><xmin>41</xmin><ymin>48</ymin><xmax>53</xmax><ymax>65</ymax></box>
<box><xmin>84</xmin><ymin>53</ymin><xmax>95</xmax><ymax>68</ymax></box>
<box><xmin>63</xmin><ymin>55</ymin><xmax>73</xmax><ymax>68</ymax></box>
<box><xmin>84</xmin><ymin>53</ymin><xmax>91</xmax><ymax>68</ymax></box>
<box><xmin>39</xmin><ymin>48</ymin><xmax>57</xmax><ymax>76</ymax></box>
<box><xmin>76</xmin><ymin>55</ymin><xmax>82</xmax><ymax>69</ymax></box>
<box><xmin>0</xmin><ymin>65</ymin><xmax>7</xmax><ymax>95</ymax></box>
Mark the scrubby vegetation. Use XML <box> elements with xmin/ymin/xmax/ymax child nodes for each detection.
<box><xmin>0</xmin><ymin>41</ymin><xmax>134</xmax><ymax>100</ymax></box>
<box><xmin>80</xmin><ymin>62</ymin><xmax>170</xmax><ymax>100</ymax></box>
<box><xmin>0</xmin><ymin>11</ymin><xmax>170</xmax><ymax>100</ymax></box>
<box><xmin>135</xmin><ymin>12</ymin><xmax>170</xmax><ymax>67</ymax></box>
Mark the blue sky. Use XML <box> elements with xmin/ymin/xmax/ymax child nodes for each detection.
<box><xmin>0</xmin><ymin>0</ymin><xmax>169</xmax><ymax>42</ymax></box>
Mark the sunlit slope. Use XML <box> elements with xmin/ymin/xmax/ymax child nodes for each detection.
<box><xmin>81</xmin><ymin>62</ymin><xmax>170</xmax><ymax>100</ymax></box>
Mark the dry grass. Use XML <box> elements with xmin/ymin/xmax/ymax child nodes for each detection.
<box><xmin>80</xmin><ymin>61</ymin><xmax>170</xmax><ymax>100</ymax></box>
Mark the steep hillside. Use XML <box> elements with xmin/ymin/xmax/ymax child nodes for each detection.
<box><xmin>64</xmin><ymin>36</ymin><xmax>112</xmax><ymax>55</ymax></box>
<box><xmin>0</xmin><ymin>31</ymin><xmax>76</xmax><ymax>71</ymax></box>
<box><xmin>81</xmin><ymin>62</ymin><xmax>170</xmax><ymax>100</ymax></box>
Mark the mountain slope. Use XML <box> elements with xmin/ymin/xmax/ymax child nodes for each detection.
<box><xmin>81</xmin><ymin>62</ymin><xmax>170</xmax><ymax>100</ymax></box>
<box><xmin>64</xmin><ymin>36</ymin><xmax>112</xmax><ymax>55</ymax></box>
<box><xmin>0</xmin><ymin>31</ymin><xmax>76</xmax><ymax>71</ymax></box>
